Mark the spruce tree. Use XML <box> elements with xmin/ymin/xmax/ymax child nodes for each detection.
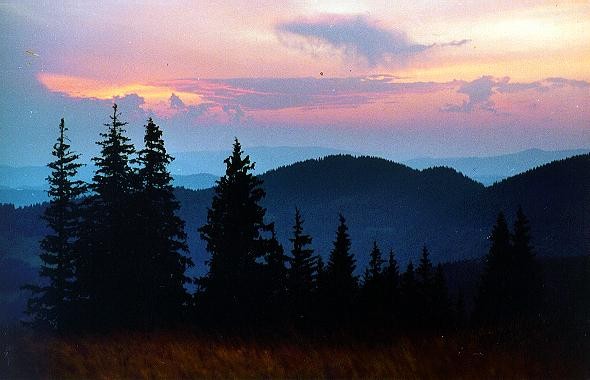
<box><xmin>287</xmin><ymin>208</ymin><xmax>315</xmax><ymax>323</ymax></box>
<box><xmin>135</xmin><ymin>117</ymin><xmax>193</xmax><ymax>328</ymax></box>
<box><xmin>324</xmin><ymin>214</ymin><xmax>357</xmax><ymax>326</ymax></box>
<box><xmin>361</xmin><ymin>241</ymin><xmax>385</xmax><ymax>327</ymax></box>
<box><xmin>363</xmin><ymin>241</ymin><xmax>384</xmax><ymax>286</ymax></box>
<box><xmin>416</xmin><ymin>245</ymin><xmax>434</xmax><ymax>326</ymax></box>
<box><xmin>432</xmin><ymin>264</ymin><xmax>451</xmax><ymax>328</ymax></box>
<box><xmin>198</xmin><ymin>138</ymin><xmax>272</xmax><ymax>328</ymax></box>
<box><xmin>382</xmin><ymin>248</ymin><xmax>400</xmax><ymax>327</ymax></box>
<box><xmin>511</xmin><ymin>206</ymin><xmax>542</xmax><ymax>318</ymax></box>
<box><xmin>76</xmin><ymin>104</ymin><xmax>138</xmax><ymax>330</ymax></box>
<box><xmin>474</xmin><ymin>212</ymin><xmax>513</xmax><ymax>324</ymax></box>
<box><xmin>400</xmin><ymin>261</ymin><xmax>418</xmax><ymax>327</ymax></box>
<box><xmin>25</xmin><ymin>118</ymin><xmax>86</xmax><ymax>332</ymax></box>
<box><xmin>264</xmin><ymin>227</ymin><xmax>288</xmax><ymax>325</ymax></box>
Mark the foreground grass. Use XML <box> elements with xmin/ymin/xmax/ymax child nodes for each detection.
<box><xmin>2</xmin><ymin>327</ymin><xmax>588</xmax><ymax>379</ymax></box>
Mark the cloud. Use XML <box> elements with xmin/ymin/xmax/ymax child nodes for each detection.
<box><xmin>443</xmin><ymin>76</ymin><xmax>507</xmax><ymax>113</ymax></box>
<box><xmin>169</xmin><ymin>93</ymin><xmax>186</xmax><ymax>109</ymax></box>
<box><xmin>159</xmin><ymin>76</ymin><xmax>452</xmax><ymax>112</ymax></box>
<box><xmin>276</xmin><ymin>15</ymin><xmax>468</xmax><ymax>67</ymax></box>
<box><xmin>443</xmin><ymin>76</ymin><xmax>590</xmax><ymax>114</ymax></box>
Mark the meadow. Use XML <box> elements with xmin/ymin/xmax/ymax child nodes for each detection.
<box><xmin>2</xmin><ymin>325</ymin><xmax>587</xmax><ymax>379</ymax></box>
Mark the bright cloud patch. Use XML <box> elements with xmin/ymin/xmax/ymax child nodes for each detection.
<box><xmin>37</xmin><ymin>73</ymin><xmax>202</xmax><ymax>117</ymax></box>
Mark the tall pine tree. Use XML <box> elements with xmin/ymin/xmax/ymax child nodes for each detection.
<box><xmin>25</xmin><ymin>118</ymin><xmax>86</xmax><ymax>332</ymax></box>
<box><xmin>324</xmin><ymin>214</ymin><xmax>357</xmax><ymax>327</ymax></box>
<box><xmin>511</xmin><ymin>206</ymin><xmax>543</xmax><ymax>319</ymax></box>
<box><xmin>135</xmin><ymin>117</ymin><xmax>193</xmax><ymax>328</ymax></box>
<box><xmin>360</xmin><ymin>241</ymin><xmax>386</xmax><ymax>327</ymax></box>
<box><xmin>76</xmin><ymin>104</ymin><xmax>139</xmax><ymax>330</ymax></box>
<box><xmin>287</xmin><ymin>208</ymin><xmax>315</xmax><ymax>324</ymax></box>
<box><xmin>198</xmin><ymin>138</ymin><xmax>273</xmax><ymax>328</ymax></box>
<box><xmin>382</xmin><ymin>248</ymin><xmax>400</xmax><ymax>328</ymax></box>
<box><xmin>474</xmin><ymin>212</ymin><xmax>513</xmax><ymax>324</ymax></box>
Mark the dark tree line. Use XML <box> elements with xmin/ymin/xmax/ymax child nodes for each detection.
<box><xmin>26</xmin><ymin>104</ymin><xmax>544</xmax><ymax>334</ymax></box>
<box><xmin>26</xmin><ymin>105</ymin><xmax>193</xmax><ymax>332</ymax></box>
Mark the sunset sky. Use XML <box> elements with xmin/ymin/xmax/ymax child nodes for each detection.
<box><xmin>1</xmin><ymin>0</ymin><xmax>589</xmax><ymax>166</ymax></box>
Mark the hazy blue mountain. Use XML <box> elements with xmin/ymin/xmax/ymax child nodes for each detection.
<box><xmin>404</xmin><ymin>148</ymin><xmax>590</xmax><ymax>185</ymax></box>
<box><xmin>173</xmin><ymin>173</ymin><xmax>219</xmax><ymax>190</ymax></box>
<box><xmin>0</xmin><ymin>174</ymin><xmax>219</xmax><ymax>206</ymax></box>
<box><xmin>0</xmin><ymin>146</ymin><xmax>351</xmax><ymax>204</ymax></box>
<box><xmin>169</xmin><ymin>146</ymin><xmax>353</xmax><ymax>176</ymax></box>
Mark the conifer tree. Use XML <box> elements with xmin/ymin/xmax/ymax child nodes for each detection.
<box><xmin>416</xmin><ymin>245</ymin><xmax>434</xmax><ymax>325</ymax></box>
<box><xmin>25</xmin><ymin>118</ymin><xmax>86</xmax><ymax>331</ymax></box>
<box><xmin>474</xmin><ymin>212</ymin><xmax>513</xmax><ymax>324</ymax></box>
<box><xmin>363</xmin><ymin>241</ymin><xmax>384</xmax><ymax>286</ymax></box>
<box><xmin>76</xmin><ymin>104</ymin><xmax>139</xmax><ymax>330</ymax></box>
<box><xmin>511</xmin><ymin>206</ymin><xmax>542</xmax><ymax>318</ymax></box>
<box><xmin>417</xmin><ymin>246</ymin><xmax>433</xmax><ymax>286</ymax></box>
<box><xmin>135</xmin><ymin>117</ymin><xmax>193</xmax><ymax>327</ymax></box>
<box><xmin>287</xmin><ymin>208</ymin><xmax>315</xmax><ymax>323</ymax></box>
<box><xmin>383</xmin><ymin>248</ymin><xmax>400</xmax><ymax>327</ymax></box>
<box><xmin>432</xmin><ymin>264</ymin><xmax>451</xmax><ymax>328</ymax></box>
<box><xmin>325</xmin><ymin>214</ymin><xmax>357</xmax><ymax>325</ymax></box>
<box><xmin>361</xmin><ymin>241</ymin><xmax>385</xmax><ymax>327</ymax></box>
<box><xmin>400</xmin><ymin>261</ymin><xmax>418</xmax><ymax>327</ymax></box>
<box><xmin>198</xmin><ymin>138</ymin><xmax>273</xmax><ymax>327</ymax></box>
<box><xmin>264</xmin><ymin>227</ymin><xmax>288</xmax><ymax>325</ymax></box>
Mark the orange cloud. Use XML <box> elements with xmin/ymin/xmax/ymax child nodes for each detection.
<box><xmin>37</xmin><ymin>73</ymin><xmax>202</xmax><ymax>117</ymax></box>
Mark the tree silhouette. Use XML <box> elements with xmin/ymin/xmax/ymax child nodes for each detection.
<box><xmin>511</xmin><ymin>206</ymin><xmax>543</xmax><ymax>319</ymax></box>
<box><xmin>400</xmin><ymin>261</ymin><xmax>418</xmax><ymax>327</ymax></box>
<box><xmin>198</xmin><ymin>138</ymin><xmax>273</xmax><ymax>328</ymax></box>
<box><xmin>325</xmin><ymin>214</ymin><xmax>357</xmax><ymax>327</ymax></box>
<box><xmin>382</xmin><ymin>248</ymin><xmax>400</xmax><ymax>328</ymax></box>
<box><xmin>474</xmin><ymin>212</ymin><xmax>513</xmax><ymax>324</ymax></box>
<box><xmin>134</xmin><ymin>117</ymin><xmax>193</xmax><ymax>328</ymax></box>
<box><xmin>263</xmin><ymin>227</ymin><xmax>288</xmax><ymax>326</ymax></box>
<box><xmin>287</xmin><ymin>208</ymin><xmax>315</xmax><ymax>325</ymax></box>
<box><xmin>76</xmin><ymin>104</ymin><xmax>139</xmax><ymax>330</ymax></box>
<box><xmin>416</xmin><ymin>246</ymin><xmax>434</xmax><ymax>326</ymax></box>
<box><xmin>25</xmin><ymin>118</ymin><xmax>86</xmax><ymax>332</ymax></box>
<box><xmin>360</xmin><ymin>241</ymin><xmax>386</xmax><ymax>327</ymax></box>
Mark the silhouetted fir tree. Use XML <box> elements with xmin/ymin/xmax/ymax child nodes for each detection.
<box><xmin>416</xmin><ymin>246</ymin><xmax>434</xmax><ymax>325</ymax></box>
<box><xmin>363</xmin><ymin>241</ymin><xmax>384</xmax><ymax>286</ymax></box>
<box><xmin>360</xmin><ymin>241</ymin><xmax>386</xmax><ymax>327</ymax></box>
<box><xmin>417</xmin><ymin>246</ymin><xmax>433</xmax><ymax>286</ymax></box>
<box><xmin>134</xmin><ymin>118</ymin><xmax>193</xmax><ymax>328</ymax></box>
<box><xmin>314</xmin><ymin>255</ymin><xmax>326</xmax><ymax>292</ymax></box>
<box><xmin>511</xmin><ymin>206</ymin><xmax>543</xmax><ymax>319</ymax></box>
<box><xmin>287</xmin><ymin>208</ymin><xmax>315</xmax><ymax>325</ymax></box>
<box><xmin>198</xmin><ymin>138</ymin><xmax>273</xmax><ymax>328</ymax></box>
<box><xmin>400</xmin><ymin>261</ymin><xmax>418</xmax><ymax>327</ymax></box>
<box><xmin>325</xmin><ymin>214</ymin><xmax>357</xmax><ymax>327</ymax></box>
<box><xmin>382</xmin><ymin>249</ymin><xmax>400</xmax><ymax>327</ymax></box>
<box><xmin>25</xmin><ymin>118</ymin><xmax>86</xmax><ymax>332</ymax></box>
<box><xmin>76</xmin><ymin>104</ymin><xmax>139</xmax><ymax>330</ymax></box>
<box><xmin>473</xmin><ymin>212</ymin><xmax>513</xmax><ymax>324</ymax></box>
<box><xmin>263</xmin><ymin>227</ymin><xmax>288</xmax><ymax>326</ymax></box>
<box><xmin>432</xmin><ymin>264</ymin><xmax>451</xmax><ymax>328</ymax></box>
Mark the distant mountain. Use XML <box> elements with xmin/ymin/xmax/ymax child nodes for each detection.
<box><xmin>173</xmin><ymin>173</ymin><xmax>219</xmax><ymax>190</ymax></box>
<box><xmin>404</xmin><ymin>148</ymin><xmax>590</xmax><ymax>185</ymax></box>
<box><xmin>0</xmin><ymin>146</ymin><xmax>351</xmax><ymax>205</ymax></box>
<box><xmin>2</xmin><ymin>154</ymin><xmax>588</xmax><ymax>279</ymax></box>
<box><xmin>169</xmin><ymin>146</ymin><xmax>353</xmax><ymax>176</ymax></box>
<box><xmin>0</xmin><ymin>174</ymin><xmax>219</xmax><ymax>206</ymax></box>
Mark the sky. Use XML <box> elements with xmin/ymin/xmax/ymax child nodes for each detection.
<box><xmin>1</xmin><ymin>0</ymin><xmax>589</xmax><ymax>166</ymax></box>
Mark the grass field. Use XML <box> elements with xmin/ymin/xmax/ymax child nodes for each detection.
<box><xmin>2</xmin><ymin>325</ymin><xmax>588</xmax><ymax>379</ymax></box>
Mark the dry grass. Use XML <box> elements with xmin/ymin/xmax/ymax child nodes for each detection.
<box><xmin>3</xmin><ymin>328</ymin><xmax>587</xmax><ymax>379</ymax></box>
